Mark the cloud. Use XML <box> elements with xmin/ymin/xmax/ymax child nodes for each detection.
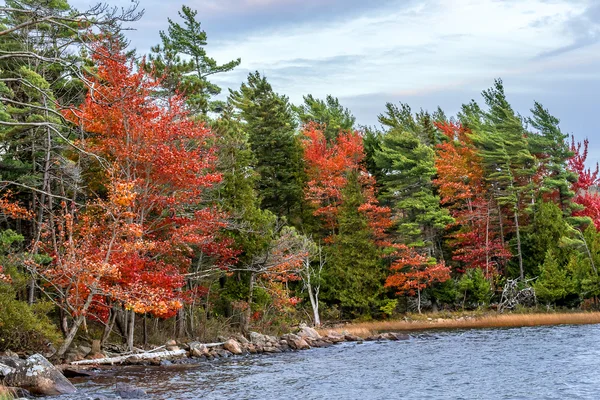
<box><xmin>537</xmin><ymin>1</ymin><xmax>600</xmax><ymax>58</ymax></box>
<box><xmin>68</xmin><ymin>0</ymin><xmax>600</xmax><ymax>163</ymax></box>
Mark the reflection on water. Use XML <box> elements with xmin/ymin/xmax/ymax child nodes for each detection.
<box><xmin>54</xmin><ymin>324</ymin><xmax>600</xmax><ymax>399</ymax></box>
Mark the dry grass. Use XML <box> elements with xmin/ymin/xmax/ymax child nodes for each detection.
<box><xmin>320</xmin><ymin>312</ymin><xmax>600</xmax><ymax>338</ymax></box>
<box><xmin>0</xmin><ymin>385</ymin><xmax>14</xmax><ymax>400</ymax></box>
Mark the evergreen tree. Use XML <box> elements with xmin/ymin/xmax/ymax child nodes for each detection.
<box><xmin>470</xmin><ymin>79</ymin><xmax>536</xmax><ymax>279</ymax></box>
<box><xmin>323</xmin><ymin>174</ymin><xmax>384</xmax><ymax>316</ymax></box>
<box><xmin>527</xmin><ymin>102</ymin><xmax>579</xmax><ymax>219</ymax></box>
<box><xmin>374</xmin><ymin>128</ymin><xmax>453</xmax><ymax>255</ymax></box>
<box><xmin>534</xmin><ymin>249</ymin><xmax>574</xmax><ymax>306</ymax></box>
<box><xmin>293</xmin><ymin>94</ymin><xmax>355</xmax><ymax>141</ymax></box>
<box><xmin>378</xmin><ymin>102</ymin><xmax>442</xmax><ymax>146</ymax></box>
<box><xmin>149</xmin><ymin>5</ymin><xmax>240</xmax><ymax>115</ymax></box>
<box><xmin>521</xmin><ymin>202</ymin><xmax>571</xmax><ymax>277</ymax></box>
<box><xmin>229</xmin><ymin>72</ymin><xmax>304</xmax><ymax>221</ymax></box>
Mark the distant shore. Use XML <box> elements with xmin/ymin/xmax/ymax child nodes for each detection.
<box><xmin>322</xmin><ymin>312</ymin><xmax>600</xmax><ymax>338</ymax></box>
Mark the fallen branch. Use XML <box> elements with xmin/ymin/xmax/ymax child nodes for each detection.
<box><xmin>70</xmin><ymin>349</ymin><xmax>186</xmax><ymax>365</ymax></box>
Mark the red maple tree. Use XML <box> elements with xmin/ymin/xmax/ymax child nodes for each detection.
<box><xmin>434</xmin><ymin>122</ymin><xmax>511</xmax><ymax>275</ymax></box>
<box><xmin>384</xmin><ymin>244</ymin><xmax>450</xmax><ymax>313</ymax></box>
<box><xmin>302</xmin><ymin>123</ymin><xmax>391</xmax><ymax>243</ymax></box>
<box><xmin>569</xmin><ymin>137</ymin><xmax>600</xmax><ymax>228</ymax></box>
<box><xmin>43</xmin><ymin>39</ymin><xmax>237</xmax><ymax>354</ymax></box>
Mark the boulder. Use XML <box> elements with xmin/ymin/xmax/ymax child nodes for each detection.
<box><xmin>288</xmin><ymin>337</ymin><xmax>310</xmax><ymax>350</ymax></box>
<box><xmin>190</xmin><ymin>343</ymin><xmax>209</xmax><ymax>358</ymax></box>
<box><xmin>249</xmin><ymin>332</ymin><xmax>269</xmax><ymax>347</ymax></box>
<box><xmin>223</xmin><ymin>339</ymin><xmax>243</xmax><ymax>355</ymax></box>
<box><xmin>233</xmin><ymin>334</ymin><xmax>250</xmax><ymax>345</ymax></box>
<box><xmin>115</xmin><ymin>382</ymin><xmax>147</xmax><ymax>399</ymax></box>
<box><xmin>262</xmin><ymin>346</ymin><xmax>282</xmax><ymax>353</ymax></box>
<box><xmin>246</xmin><ymin>344</ymin><xmax>258</xmax><ymax>354</ymax></box>
<box><xmin>215</xmin><ymin>349</ymin><xmax>232</xmax><ymax>358</ymax></box>
<box><xmin>165</xmin><ymin>340</ymin><xmax>179</xmax><ymax>352</ymax></box>
<box><xmin>297</xmin><ymin>323</ymin><xmax>321</xmax><ymax>340</ymax></box>
<box><xmin>0</xmin><ymin>354</ymin><xmax>77</xmax><ymax>396</ymax></box>
<box><xmin>325</xmin><ymin>331</ymin><xmax>346</xmax><ymax>343</ymax></box>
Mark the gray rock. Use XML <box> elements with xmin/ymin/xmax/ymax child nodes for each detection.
<box><xmin>233</xmin><ymin>334</ymin><xmax>250</xmax><ymax>344</ymax></box>
<box><xmin>115</xmin><ymin>382</ymin><xmax>147</xmax><ymax>399</ymax></box>
<box><xmin>0</xmin><ymin>354</ymin><xmax>77</xmax><ymax>396</ymax></box>
<box><xmin>249</xmin><ymin>331</ymin><xmax>268</xmax><ymax>347</ymax></box>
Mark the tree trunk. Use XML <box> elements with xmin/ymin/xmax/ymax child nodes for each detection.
<box><xmin>417</xmin><ymin>288</ymin><xmax>422</xmax><ymax>314</ymax></box>
<box><xmin>56</xmin><ymin>315</ymin><xmax>85</xmax><ymax>358</ymax></box>
<box><xmin>143</xmin><ymin>313</ymin><xmax>148</xmax><ymax>347</ymax></box>
<box><xmin>101</xmin><ymin>309</ymin><xmax>117</xmax><ymax>347</ymax></box>
<box><xmin>176</xmin><ymin>308</ymin><xmax>186</xmax><ymax>339</ymax></box>
<box><xmin>514</xmin><ymin>210</ymin><xmax>524</xmax><ymax>280</ymax></box>
<box><xmin>243</xmin><ymin>273</ymin><xmax>255</xmax><ymax>334</ymax></box>
<box><xmin>306</xmin><ymin>282</ymin><xmax>320</xmax><ymax>327</ymax></box>
<box><xmin>127</xmin><ymin>310</ymin><xmax>135</xmax><ymax>352</ymax></box>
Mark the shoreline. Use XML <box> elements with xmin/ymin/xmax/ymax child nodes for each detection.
<box><xmin>322</xmin><ymin>311</ymin><xmax>600</xmax><ymax>338</ymax></box>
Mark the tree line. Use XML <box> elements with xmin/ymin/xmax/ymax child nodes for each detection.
<box><xmin>1</xmin><ymin>1</ymin><xmax>599</xmax><ymax>356</ymax></box>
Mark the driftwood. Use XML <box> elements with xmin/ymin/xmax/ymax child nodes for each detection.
<box><xmin>499</xmin><ymin>278</ymin><xmax>537</xmax><ymax>312</ymax></box>
<box><xmin>70</xmin><ymin>349</ymin><xmax>187</xmax><ymax>365</ymax></box>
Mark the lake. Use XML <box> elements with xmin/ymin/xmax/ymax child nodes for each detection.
<box><xmin>55</xmin><ymin>324</ymin><xmax>600</xmax><ymax>399</ymax></box>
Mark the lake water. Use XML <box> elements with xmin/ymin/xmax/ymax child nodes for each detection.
<box><xmin>56</xmin><ymin>324</ymin><xmax>600</xmax><ymax>399</ymax></box>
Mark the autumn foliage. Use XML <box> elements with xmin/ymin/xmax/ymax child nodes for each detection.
<box><xmin>434</xmin><ymin>122</ymin><xmax>511</xmax><ymax>275</ymax></box>
<box><xmin>569</xmin><ymin>138</ymin><xmax>600</xmax><ymax>229</ymax></box>
<box><xmin>302</xmin><ymin>123</ymin><xmax>391</xmax><ymax>242</ymax></box>
<box><xmin>51</xmin><ymin>40</ymin><xmax>236</xmax><ymax>320</ymax></box>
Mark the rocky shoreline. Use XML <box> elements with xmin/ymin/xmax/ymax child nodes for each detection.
<box><xmin>0</xmin><ymin>324</ymin><xmax>415</xmax><ymax>399</ymax></box>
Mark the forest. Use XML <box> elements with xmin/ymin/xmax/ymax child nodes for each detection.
<box><xmin>2</xmin><ymin>0</ymin><xmax>600</xmax><ymax>357</ymax></box>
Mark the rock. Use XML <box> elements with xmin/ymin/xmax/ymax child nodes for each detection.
<box><xmin>233</xmin><ymin>334</ymin><xmax>250</xmax><ymax>345</ymax></box>
<box><xmin>78</xmin><ymin>345</ymin><xmax>92</xmax><ymax>356</ymax></box>
<box><xmin>246</xmin><ymin>344</ymin><xmax>258</xmax><ymax>354</ymax></box>
<box><xmin>165</xmin><ymin>340</ymin><xmax>179</xmax><ymax>351</ymax></box>
<box><xmin>262</xmin><ymin>346</ymin><xmax>282</xmax><ymax>353</ymax></box>
<box><xmin>393</xmin><ymin>333</ymin><xmax>410</xmax><ymax>340</ymax></box>
<box><xmin>215</xmin><ymin>349</ymin><xmax>232</xmax><ymax>358</ymax></box>
<box><xmin>249</xmin><ymin>332</ymin><xmax>269</xmax><ymax>347</ymax></box>
<box><xmin>165</xmin><ymin>339</ymin><xmax>179</xmax><ymax>351</ymax></box>
<box><xmin>159</xmin><ymin>360</ymin><xmax>173</xmax><ymax>366</ymax></box>
<box><xmin>288</xmin><ymin>337</ymin><xmax>310</xmax><ymax>350</ymax></box>
<box><xmin>1</xmin><ymin>350</ymin><xmax>19</xmax><ymax>358</ymax></box>
<box><xmin>223</xmin><ymin>339</ymin><xmax>243</xmax><ymax>355</ymax></box>
<box><xmin>325</xmin><ymin>332</ymin><xmax>346</xmax><ymax>343</ymax></box>
<box><xmin>0</xmin><ymin>353</ymin><xmax>77</xmax><ymax>396</ymax></box>
<box><xmin>190</xmin><ymin>343</ymin><xmax>209</xmax><ymax>358</ymax></box>
<box><xmin>297</xmin><ymin>323</ymin><xmax>321</xmax><ymax>340</ymax></box>
<box><xmin>344</xmin><ymin>334</ymin><xmax>363</xmax><ymax>342</ymax></box>
<box><xmin>115</xmin><ymin>382</ymin><xmax>147</xmax><ymax>399</ymax></box>
<box><xmin>380</xmin><ymin>332</ymin><xmax>399</xmax><ymax>341</ymax></box>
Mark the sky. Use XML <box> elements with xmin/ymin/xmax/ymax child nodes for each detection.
<box><xmin>72</xmin><ymin>0</ymin><xmax>600</xmax><ymax>165</ymax></box>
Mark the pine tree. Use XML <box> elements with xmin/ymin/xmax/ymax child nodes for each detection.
<box><xmin>534</xmin><ymin>249</ymin><xmax>574</xmax><ymax>306</ymax></box>
<box><xmin>293</xmin><ymin>94</ymin><xmax>355</xmax><ymax>141</ymax></box>
<box><xmin>470</xmin><ymin>79</ymin><xmax>536</xmax><ymax>279</ymax></box>
<box><xmin>527</xmin><ymin>102</ymin><xmax>578</xmax><ymax>218</ymax></box>
<box><xmin>323</xmin><ymin>173</ymin><xmax>384</xmax><ymax>316</ymax></box>
<box><xmin>229</xmin><ymin>72</ymin><xmax>304</xmax><ymax>221</ymax></box>
<box><xmin>149</xmin><ymin>5</ymin><xmax>240</xmax><ymax>116</ymax></box>
<box><xmin>374</xmin><ymin>127</ymin><xmax>453</xmax><ymax>255</ymax></box>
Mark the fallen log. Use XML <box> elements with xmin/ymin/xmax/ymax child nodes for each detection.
<box><xmin>70</xmin><ymin>349</ymin><xmax>187</xmax><ymax>365</ymax></box>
